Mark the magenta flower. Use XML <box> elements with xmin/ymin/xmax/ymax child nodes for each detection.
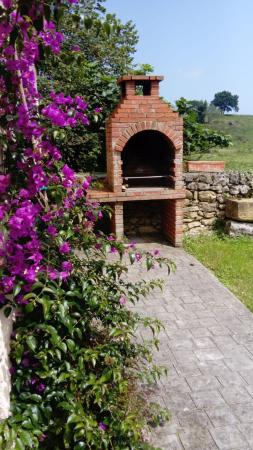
<box><xmin>135</xmin><ymin>252</ymin><xmax>142</xmax><ymax>262</ymax></box>
<box><xmin>1</xmin><ymin>276</ymin><xmax>15</xmax><ymax>293</ymax></box>
<box><xmin>0</xmin><ymin>23</ymin><xmax>12</xmax><ymax>47</ymax></box>
<box><xmin>98</xmin><ymin>422</ymin><xmax>107</xmax><ymax>431</ymax></box>
<box><xmin>62</xmin><ymin>164</ymin><xmax>75</xmax><ymax>184</ymax></box>
<box><xmin>39</xmin><ymin>21</ymin><xmax>64</xmax><ymax>54</ymax></box>
<box><xmin>42</xmin><ymin>212</ymin><xmax>53</xmax><ymax>222</ymax></box>
<box><xmin>59</xmin><ymin>242</ymin><xmax>71</xmax><ymax>254</ymax></box>
<box><xmin>48</xmin><ymin>268</ymin><xmax>58</xmax><ymax>280</ymax></box>
<box><xmin>16</xmin><ymin>295</ymin><xmax>29</xmax><ymax>306</ymax></box>
<box><xmin>47</xmin><ymin>225</ymin><xmax>57</xmax><ymax>237</ymax></box>
<box><xmin>94</xmin><ymin>107</ymin><xmax>102</xmax><ymax>113</ymax></box>
<box><xmin>23</xmin><ymin>267</ymin><xmax>37</xmax><ymax>283</ymax></box>
<box><xmin>29</xmin><ymin>165</ymin><xmax>48</xmax><ymax>192</ymax></box>
<box><xmin>119</xmin><ymin>296</ymin><xmax>126</xmax><ymax>306</ymax></box>
<box><xmin>61</xmin><ymin>261</ymin><xmax>72</xmax><ymax>272</ymax></box>
<box><xmin>2</xmin><ymin>0</ymin><xmax>12</xmax><ymax>8</ymax></box>
<box><xmin>0</xmin><ymin>174</ymin><xmax>10</xmax><ymax>194</ymax></box>
<box><xmin>19</xmin><ymin>189</ymin><xmax>30</xmax><ymax>199</ymax></box>
<box><xmin>75</xmin><ymin>96</ymin><xmax>88</xmax><ymax>110</ymax></box>
<box><xmin>42</xmin><ymin>103</ymin><xmax>68</xmax><ymax>127</ymax></box>
<box><xmin>37</xmin><ymin>382</ymin><xmax>46</xmax><ymax>394</ymax></box>
<box><xmin>50</xmin><ymin>92</ymin><xmax>73</xmax><ymax>106</ymax></box>
<box><xmin>59</xmin><ymin>271</ymin><xmax>70</xmax><ymax>280</ymax></box>
<box><xmin>82</xmin><ymin>176</ymin><xmax>91</xmax><ymax>190</ymax></box>
<box><xmin>38</xmin><ymin>434</ymin><xmax>47</xmax><ymax>443</ymax></box>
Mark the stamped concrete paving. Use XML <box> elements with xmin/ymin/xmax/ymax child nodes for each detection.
<box><xmin>128</xmin><ymin>241</ymin><xmax>253</xmax><ymax>450</ymax></box>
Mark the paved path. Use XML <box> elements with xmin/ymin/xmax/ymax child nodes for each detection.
<box><xmin>128</xmin><ymin>241</ymin><xmax>253</xmax><ymax>450</ymax></box>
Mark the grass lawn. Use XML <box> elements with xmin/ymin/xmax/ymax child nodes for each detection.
<box><xmin>186</xmin><ymin>114</ymin><xmax>253</xmax><ymax>171</ymax></box>
<box><xmin>184</xmin><ymin>232</ymin><xmax>253</xmax><ymax>312</ymax></box>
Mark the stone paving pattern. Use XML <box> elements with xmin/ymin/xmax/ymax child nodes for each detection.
<box><xmin>128</xmin><ymin>242</ymin><xmax>253</xmax><ymax>450</ymax></box>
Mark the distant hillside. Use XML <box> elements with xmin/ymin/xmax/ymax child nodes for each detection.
<box><xmin>191</xmin><ymin>114</ymin><xmax>253</xmax><ymax>171</ymax></box>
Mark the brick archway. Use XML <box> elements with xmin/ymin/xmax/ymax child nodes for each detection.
<box><xmin>114</xmin><ymin>122</ymin><xmax>182</xmax><ymax>153</ymax></box>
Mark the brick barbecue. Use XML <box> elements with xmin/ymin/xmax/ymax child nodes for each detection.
<box><xmin>87</xmin><ymin>75</ymin><xmax>185</xmax><ymax>246</ymax></box>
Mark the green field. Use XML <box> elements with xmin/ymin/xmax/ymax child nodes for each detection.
<box><xmin>187</xmin><ymin>114</ymin><xmax>253</xmax><ymax>171</ymax></box>
<box><xmin>184</xmin><ymin>232</ymin><xmax>253</xmax><ymax>311</ymax></box>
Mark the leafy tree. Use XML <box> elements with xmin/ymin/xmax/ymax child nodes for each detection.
<box><xmin>130</xmin><ymin>63</ymin><xmax>155</xmax><ymax>75</ymax></box>
<box><xmin>38</xmin><ymin>0</ymin><xmax>139</xmax><ymax>171</ymax></box>
<box><xmin>176</xmin><ymin>98</ymin><xmax>232</xmax><ymax>155</ymax></box>
<box><xmin>189</xmin><ymin>100</ymin><xmax>208</xmax><ymax>124</ymax></box>
<box><xmin>211</xmin><ymin>91</ymin><xmax>239</xmax><ymax>114</ymax></box>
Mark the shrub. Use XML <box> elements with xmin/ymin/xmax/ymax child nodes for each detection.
<box><xmin>0</xmin><ymin>1</ymin><xmax>173</xmax><ymax>448</ymax></box>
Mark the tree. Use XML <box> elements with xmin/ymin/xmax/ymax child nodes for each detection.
<box><xmin>189</xmin><ymin>100</ymin><xmax>208</xmax><ymax>124</ymax></box>
<box><xmin>176</xmin><ymin>98</ymin><xmax>232</xmax><ymax>155</ymax></box>
<box><xmin>130</xmin><ymin>63</ymin><xmax>154</xmax><ymax>75</ymax></box>
<box><xmin>38</xmin><ymin>1</ymin><xmax>139</xmax><ymax>171</ymax></box>
<box><xmin>211</xmin><ymin>91</ymin><xmax>239</xmax><ymax>114</ymax></box>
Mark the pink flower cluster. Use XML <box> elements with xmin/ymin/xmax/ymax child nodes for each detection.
<box><xmin>39</xmin><ymin>21</ymin><xmax>64</xmax><ymax>54</ymax></box>
<box><xmin>42</xmin><ymin>93</ymin><xmax>89</xmax><ymax>127</ymax></box>
<box><xmin>0</xmin><ymin>0</ymin><xmax>100</xmax><ymax>308</ymax></box>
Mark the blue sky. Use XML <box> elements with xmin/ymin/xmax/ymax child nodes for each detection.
<box><xmin>105</xmin><ymin>0</ymin><xmax>253</xmax><ymax>114</ymax></box>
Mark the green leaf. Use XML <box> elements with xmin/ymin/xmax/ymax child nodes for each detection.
<box><xmin>29</xmin><ymin>394</ymin><xmax>42</xmax><ymax>402</ymax></box>
<box><xmin>129</xmin><ymin>252</ymin><xmax>135</xmax><ymax>264</ymax></box>
<box><xmin>103</xmin><ymin>22</ymin><xmax>111</xmax><ymax>36</ymax></box>
<box><xmin>26</xmin><ymin>336</ymin><xmax>37</xmax><ymax>352</ymax></box>
<box><xmin>84</xmin><ymin>17</ymin><xmax>93</xmax><ymax>29</ymax></box>
<box><xmin>15</xmin><ymin>438</ymin><xmax>25</xmax><ymax>450</ymax></box>
<box><xmin>67</xmin><ymin>413</ymin><xmax>80</xmax><ymax>424</ymax></box>
<box><xmin>3</xmin><ymin>423</ymin><xmax>10</xmax><ymax>440</ymax></box>
<box><xmin>146</xmin><ymin>257</ymin><xmax>153</xmax><ymax>270</ymax></box>
<box><xmin>25</xmin><ymin>302</ymin><xmax>34</xmax><ymax>313</ymax></box>
<box><xmin>66</xmin><ymin>339</ymin><xmax>75</xmax><ymax>352</ymax></box>
<box><xmin>59</xmin><ymin>342</ymin><xmax>67</xmax><ymax>353</ymax></box>
<box><xmin>13</xmin><ymin>283</ymin><xmax>22</xmax><ymax>297</ymax></box>
<box><xmin>20</xmin><ymin>430</ymin><xmax>33</xmax><ymax>447</ymax></box>
<box><xmin>37</xmin><ymin>297</ymin><xmax>51</xmax><ymax>319</ymax></box>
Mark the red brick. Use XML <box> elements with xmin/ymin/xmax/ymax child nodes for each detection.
<box><xmin>92</xmin><ymin>75</ymin><xmax>184</xmax><ymax>245</ymax></box>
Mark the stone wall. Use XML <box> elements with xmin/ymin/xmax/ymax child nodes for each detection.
<box><xmin>184</xmin><ymin>171</ymin><xmax>253</xmax><ymax>234</ymax></box>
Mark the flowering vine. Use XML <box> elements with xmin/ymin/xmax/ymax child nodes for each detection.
<box><xmin>0</xmin><ymin>1</ymin><xmax>173</xmax><ymax>448</ymax></box>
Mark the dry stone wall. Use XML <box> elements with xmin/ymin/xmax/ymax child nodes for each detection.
<box><xmin>184</xmin><ymin>171</ymin><xmax>253</xmax><ymax>234</ymax></box>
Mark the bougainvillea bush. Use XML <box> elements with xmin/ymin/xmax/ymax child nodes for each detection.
<box><xmin>0</xmin><ymin>1</ymin><xmax>173</xmax><ymax>448</ymax></box>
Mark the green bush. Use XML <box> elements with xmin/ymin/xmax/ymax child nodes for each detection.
<box><xmin>0</xmin><ymin>216</ymin><xmax>173</xmax><ymax>449</ymax></box>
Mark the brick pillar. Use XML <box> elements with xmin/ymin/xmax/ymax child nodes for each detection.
<box><xmin>163</xmin><ymin>199</ymin><xmax>184</xmax><ymax>246</ymax></box>
<box><xmin>124</xmin><ymin>80</ymin><xmax>135</xmax><ymax>98</ymax></box>
<box><xmin>111</xmin><ymin>202</ymin><xmax>124</xmax><ymax>237</ymax></box>
<box><xmin>150</xmin><ymin>80</ymin><xmax>160</xmax><ymax>97</ymax></box>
